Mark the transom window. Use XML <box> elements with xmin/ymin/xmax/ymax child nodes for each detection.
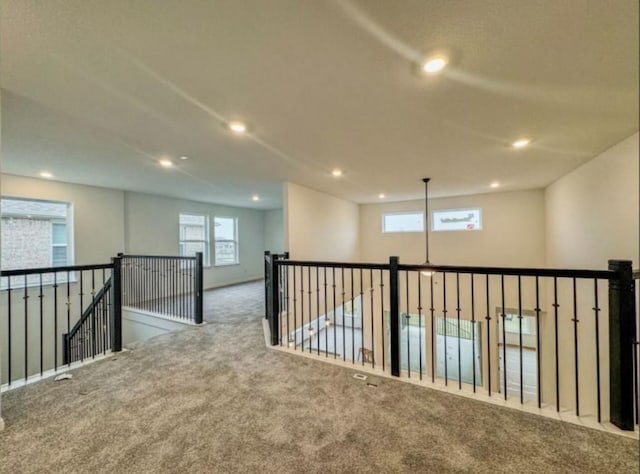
<box><xmin>179</xmin><ymin>213</ymin><xmax>210</xmax><ymax>266</ymax></box>
<box><xmin>214</xmin><ymin>216</ymin><xmax>239</xmax><ymax>266</ymax></box>
<box><xmin>432</xmin><ymin>208</ymin><xmax>482</xmax><ymax>231</ymax></box>
<box><xmin>382</xmin><ymin>212</ymin><xmax>424</xmax><ymax>233</ymax></box>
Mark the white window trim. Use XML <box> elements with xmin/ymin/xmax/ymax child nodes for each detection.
<box><xmin>214</xmin><ymin>216</ymin><xmax>239</xmax><ymax>266</ymax></box>
<box><xmin>431</xmin><ymin>207</ymin><xmax>482</xmax><ymax>232</ymax></box>
<box><xmin>381</xmin><ymin>211</ymin><xmax>425</xmax><ymax>233</ymax></box>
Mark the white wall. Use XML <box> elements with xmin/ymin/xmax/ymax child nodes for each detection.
<box><xmin>284</xmin><ymin>182</ymin><xmax>360</xmax><ymax>261</ymax></box>
<box><xmin>545</xmin><ymin>132</ymin><xmax>639</xmax><ymax>270</ymax></box>
<box><xmin>2</xmin><ymin>174</ymin><xmax>126</xmax><ymax>264</ymax></box>
<box><xmin>360</xmin><ymin>189</ymin><xmax>546</xmax><ymax>267</ymax></box>
<box><xmin>264</xmin><ymin>209</ymin><xmax>284</xmax><ymax>254</ymax></box>
<box><xmin>124</xmin><ymin>191</ymin><xmax>265</xmax><ymax>289</ymax></box>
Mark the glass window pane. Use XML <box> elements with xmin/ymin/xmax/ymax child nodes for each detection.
<box><xmin>52</xmin><ymin>223</ymin><xmax>67</xmax><ymax>245</ymax></box>
<box><xmin>383</xmin><ymin>213</ymin><xmax>424</xmax><ymax>232</ymax></box>
<box><xmin>215</xmin><ymin>241</ymin><xmax>237</xmax><ymax>264</ymax></box>
<box><xmin>214</xmin><ymin>217</ymin><xmax>235</xmax><ymax>240</ymax></box>
<box><xmin>52</xmin><ymin>246</ymin><xmax>67</xmax><ymax>266</ymax></box>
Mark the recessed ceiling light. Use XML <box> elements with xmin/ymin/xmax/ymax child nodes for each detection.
<box><xmin>512</xmin><ymin>138</ymin><xmax>531</xmax><ymax>149</ymax></box>
<box><xmin>490</xmin><ymin>182</ymin><xmax>500</xmax><ymax>188</ymax></box>
<box><xmin>39</xmin><ymin>171</ymin><xmax>53</xmax><ymax>179</ymax></box>
<box><xmin>159</xmin><ymin>159</ymin><xmax>174</xmax><ymax>168</ymax></box>
<box><xmin>252</xmin><ymin>195</ymin><xmax>260</xmax><ymax>202</ymax></box>
<box><xmin>331</xmin><ymin>169</ymin><xmax>343</xmax><ymax>177</ymax></box>
<box><xmin>378</xmin><ymin>193</ymin><xmax>386</xmax><ymax>199</ymax></box>
<box><xmin>421</xmin><ymin>56</ymin><xmax>448</xmax><ymax>74</ymax></box>
<box><xmin>179</xmin><ymin>156</ymin><xmax>189</xmax><ymax>160</ymax></box>
<box><xmin>228</xmin><ymin>121</ymin><xmax>248</xmax><ymax>134</ymax></box>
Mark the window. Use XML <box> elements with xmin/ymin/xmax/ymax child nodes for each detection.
<box><xmin>382</xmin><ymin>212</ymin><xmax>424</xmax><ymax>233</ymax></box>
<box><xmin>179</xmin><ymin>213</ymin><xmax>210</xmax><ymax>266</ymax></box>
<box><xmin>214</xmin><ymin>216</ymin><xmax>238</xmax><ymax>265</ymax></box>
<box><xmin>432</xmin><ymin>208</ymin><xmax>482</xmax><ymax>231</ymax></box>
<box><xmin>1</xmin><ymin>197</ymin><xmax>73</xmax><ymax>286</ymax></box>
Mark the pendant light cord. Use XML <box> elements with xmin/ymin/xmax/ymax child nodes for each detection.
<box><xmin>423</xmin><ymin>177</ymin><xmax>430</xmax><ymax>265</ymax></box>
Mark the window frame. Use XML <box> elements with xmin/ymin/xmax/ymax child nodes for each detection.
<box><xmin>1</xmin><ymin>196</ymin><xmax>75</xmax><ymax>289</ymax></box>
<box><xmin>178</xmin><ymin>212</ymin><xmax>211</xmax><ymax>267</ymax></box>
<box><xmin>213</xmin><ymin>216</ymin><xmax>239</xmax><ymax>266</ymax></box>
<box><xmin>431</xmin><ymin>207</ymin><xmax>482</xmax><ymax>232</ymax></box>
<box><xmin>381</xmin><ymin>211</ymin><xmax>425</xmax><ymax>233</ymax></box>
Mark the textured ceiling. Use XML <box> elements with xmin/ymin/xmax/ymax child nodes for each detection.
<box><xmin>1</xmin><ymin>0</ymin><xmax>637</xmax><ymax>209</ymax></box>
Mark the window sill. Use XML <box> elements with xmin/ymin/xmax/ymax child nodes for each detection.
<box><xmin>214</xmin><ymin>263</ymin><xmax>240</xmax><ymax>268</ymax></box>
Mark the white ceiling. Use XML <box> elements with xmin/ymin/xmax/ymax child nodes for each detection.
<box><xmin>1</xmin><ymin>0</ymin><xmax>637</xmax><ymax>209</ymax></box>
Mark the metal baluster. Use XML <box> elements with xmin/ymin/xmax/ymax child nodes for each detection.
<box><xmin>418</xmin><ymin>271</ymin><xmax>423</xmax><ymax>380</ymax></box>
<box><xmin>39</xmin><ymin>274</ymin><xmax>44</xmax><ymax>376</ymax></box>
<box><xmin>317</xmin><ymin>267</ymin><xmax>320</xmax><ymax>356</ymax></box>
<box><xmin>380</xmin><ymin>269</ymin><xmax>385</xmax><ymax>372</ymax></box>
<box><xmin>360</xmin><ymin>269</ymin><xmax>364</xmax><ymax>367</ymax></box>
<box><xmin>293</xmin><ymin>266</ymin><xmax>298</xmax><ymax>350</ymax></box>
<box><xmin>53</xmin><ymin>273</ymin><xmax>58</xmax><ymax>371</ymax></box>
<box><xmin>342</xmin><ymin>267</ymin><xmax>346</xmax><ymax>362</ymax></box>
<box><xmin>322</xmin><ymin>267</ymin><xmax>327</xmax><ymax>356</ymax></box>
<box><xmin>535</xmin><ymin>276</ymin><xmax>541</xmax><ymax>408</ymax></box>
<box><xmin>79</xmin><ymin>271</ymin><xmax>85</xmax><ymax>362</ymax></box>
<box><xmin>553</xmin><ymin>277</ymin><xmax>560</xmax><ymax>412</ymax></box>
<box><xmin>518</xmin><ymin>276</ymin><xmax>523</xmax><ymax>404</ymax></box>
<box><xmin>572</xmin><ymin>278</ymin><xmax>580</xmax><ymax>416</ymax></box>
<box><xmin>24</xmin><ymin>275</ymin><xmax>29</xmax><ymax>381</ymax></box>
<box><xmin>351</xmin><ymin>267</ymin><xmax>355</xmax><ymax>363</ymax></box>
<box><xmin>486</xmin><ymin>274</ymin><xmax>491</xmax><ymax>396</ymax></box>
<box><xmin>92</xmin><ymin>270</ymin><xmax>97</xmax><ymax>358</ymax></box>
<box><xmin>593</xmin><ymin>279</ymin><xmax>601</xmax><ymax>422</ymax></box>
<box><xmin>67</xmin><ymin>271</ymin><xmax>71</xmax><ymax>366</ymax></box>
<box><xmin>307</xmin><ymin>266</ymin><xmax>315</xmax><ymax>354</ymax></box>
<box><xmin>370</xmin><ymin>269</ymin><xmax>375</xmax><ymax>369</ymax></box>
<box><xmin>456</xmin><ymin>272</ymin><xmax>461</xmax><ymax>390</ymax></box>
<box><xmin>333</xmin><ymin>267</ymin><xmax>337</xmax><ymax>359</ymax></box>
<box><xmin>406</xmin><ymin>271</ymin><xmax>411</xmax><ymax>378</ymax></box>
<box><xmin>443</xmin><ymin>272</ymin><xmax>448</xmax><ymax>385</ymax></box>
<box><xmin>471</xmin><ymin>274</ymin><xmax>476</xmax><ymax>393</ymax></box>
<box><xmin>7</xmin><ymin>277</ymin><xmax>12</xmax><ymax>385</ymax></box>
<box><xmin>501</xmin><ymin>274</ymin><xmax>506</xmax><ymax>400</ymax></box>
<box><xmin>430</xmin><ymin>271</ymin><xmax>435</xmax><ymax>383</ymax></box>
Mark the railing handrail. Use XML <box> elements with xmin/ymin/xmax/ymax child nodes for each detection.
<box><xmin>1</xmin><ymin>262</ymin><xmax>114</xmax><ymax>277</ymax></box>
<box><xmin>120</xmin><ymin>254</ymin><xmax>196</xmax><ymax>261</ymax></box>
<box><xmin>66</xmin><ymin>278</ymin><xmax>112</xmax><ymax>338</ymax></box>
<box><xmin>275</xmin><ymin>259</ymin><xmax>616</xmax><ymax>280</ymax></box>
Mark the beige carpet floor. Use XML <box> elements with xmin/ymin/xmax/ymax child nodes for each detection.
<box><xmin>0</xmin><ymin>281</ymin><xmax>638</xmax><ymax>473</ymax></box>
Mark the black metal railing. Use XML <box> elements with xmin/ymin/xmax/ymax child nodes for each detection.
<box><xmin>62</xmin><ymin>278</ymin><xmax>113</xmax><ymax>365</ymax></box>
<box><xmin>264</xmin><ymin>251</ymin><xmax>288</xmax><ymax>320</ymax></box>
<box><xmin>120</xmin><ymin>253</ymin><xmax>203</xmax><ymax>324</ymax></box>
<box><xmin>265</xmin><ymin>253</ymin><xmax>638</xmax><ymax>431</ymax></box>
<box><xmin>1</xmin><ymin>261</ymin><xmax>121</xmax><ymax>387</ymax></box>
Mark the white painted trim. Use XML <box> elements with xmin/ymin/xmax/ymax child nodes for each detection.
<box><xmin>123</xmin><ymin>306</ymin><xmax>201</xmax><ymax>326</ymax></box>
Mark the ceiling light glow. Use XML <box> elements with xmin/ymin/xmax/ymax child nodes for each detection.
<box><xmin>490</xmin><ymin>182</ymin><xmax>500</xmax><ymax>188</ymax></box>
<box><xmin>252</xmin><ymin>195</ymin><xmax>260</xmax><ymax>202</ymax></box>
<box><xmin>179</xmin><ymin>156</ymin><xmax>189</xmax><ymax>160</ymax></box>
<box><xmin>159</xmin><ymin>159</ymin><xmax>174</xmax><ymax>168</ymax></box>
<box><xmin>228</xmin><ymin>121</ymin><xmax>247</xmax><ymax>134</ymax></box>
<box><xmin>512</xmin><ymin>138</ymin><xmax>530</xmax><ymax>149</ymax></box>
<box><xmin>378</xmin><ymin>193</ymin><xmax>386</xmax><ymax>199</ymax></box>
<box><xmin>421</xmin><ymin>56</ymin><xmax>448</xmax><ymax>74</ymax></box>
<box><xmin>39</xmin><ymin>171</ymin><xmax>53</xmax><ymax>179</ymax></box>
<box><xmin>331</xmin><ymin>169</ymin><xmax>343</xmax><ymax>177</ymax></box>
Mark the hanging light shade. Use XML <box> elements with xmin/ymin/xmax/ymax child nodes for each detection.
<box><xmin>421</xmin><ymin>177</ymin><xmax>434</xmax><ymax>277</ymax></box>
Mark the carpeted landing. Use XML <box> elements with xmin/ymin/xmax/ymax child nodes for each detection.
<box><xmin>0</xmin><ymin>281</ymin><xmax>638</xmax><ymax>473</ymax></box>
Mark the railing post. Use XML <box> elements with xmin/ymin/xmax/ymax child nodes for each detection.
<box><xmin>264</xmin><ymin>251</ymin><xmax>271</xmax><ymax>320</ymax></box>
<box><xmin>608</xmin><ymin>259</ymin><xmax>636</xmax><ymax>430</ymax></box>
<box><xmin>390</xmin><ymin>256</ymin><xmax>400</xmax><ymax>376</ymax></box>
<box><xmin>269</xmin><ymin>253</ymin><xmax>280</xmax><ymax>346</ymax></box>
<box><xmin>194</xmin><ymin>252</ymin><xmax>204</xmax><ymax>324</ymax></box>
<box><xmin>62</xmin><ymin>333</ymin><xmax>70</xmax><ymax>365</ymax></box>
<box><xmin>111</xmin><ymin>255</ymin><xmax>123</xmax><ymax>352</ymax></box>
